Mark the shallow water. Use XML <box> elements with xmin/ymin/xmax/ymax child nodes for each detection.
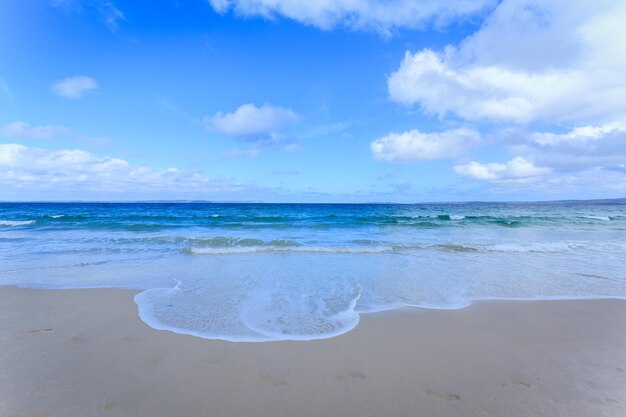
<box><xmin>1</xmin><ymin>202</ymin><xmax>625</xmax><ymax>341</ymax></box>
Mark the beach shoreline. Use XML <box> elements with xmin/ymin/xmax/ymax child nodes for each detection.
<box><xmin>1</xmin><ymin>286</ymin><xmax>625</xmax><ymax>417</ymax></box>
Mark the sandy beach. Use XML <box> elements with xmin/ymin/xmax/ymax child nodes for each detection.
<box><xmin>1</xmin><ymin>287</ymin><xmax>625</xmax><ymax>417</ymax></box>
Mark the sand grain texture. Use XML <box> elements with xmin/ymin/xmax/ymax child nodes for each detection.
<box><xmin>1</xmin><ymin>287</ymin><xmax>625</xmax><ymax>417</ymax></box>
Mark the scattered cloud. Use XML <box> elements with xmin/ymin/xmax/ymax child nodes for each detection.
<box><xmin>454</xmin><ymin>156</ymin><xmax>550</xmax><ymax>183</ymax></box>
<box><xmin>95</xmin><ymin>0</ymin><xmax>126</xmax><ymax>31</ymax></box>
<box><xmin>454</xmin><ymin>119</ymin><xmax>626</xmax><ymax>192</ymax></box>
<box><xmin>0</xmin><ymin>122</ymin><xmax>70</xmax><ymax>139</ymax></box>
<box><xmin>52</xmin><ymin>0</ymin><xmax>126</xmax><ymax>32</ymax></box>
<box><xmin>204</xmin><ymin>103</ymin><xmax>300</xmax><ymax>137</ymax></box>
<box><xmin>203</xmin><ymin>103</ymin><xmax>300</xmax><ymax>148</ymax></box>
<box><xmin>217</xmin><ymin>148</ymin><xmax>261</xmax><ymax>159</ymax></box>
<box><xmin>456</xmin><ymin>163</ymin><xmax>626</xmax><ymax>196</ymax></box>
<box><xmin>371</xmin><ymin>127</ymin><xmax>479</xmax><ymax>162</ymax></box>
<box><xmin>515</xmin><ymin>120</ymin><xmax>626</xmax><ymax>172</ymax></box>
<box><xmin>208</xmin><ymin>0</ymin><xmax>496</xmax><ymax>34</ymax></box>
<box><xmin>0</xmin><ymin>76</ymin><xmax>12</xmax><ymax>103</ymax></box>
<box><xmin>388</xmin><ymin>0</ymin><xmax>626</xmax><ymax>125</ymax></box>
<box><xmin>0</xmin><ymin>120</ymin><xmax>111</xmax><ymax>148</ymax></box>
<box><xmin>300</xmin><ymin>120</ymin><xmax>352</xmax><ymax>139</ymax></box>
<box><xmin>0</xmin><ymin>143</ymin><xmax>247</xmax><ymax>195</ymax></box>
<box><xmin>52</xmin><ymin>76</ymin><xmax>99</xmax><ymax>99</ymax></box>
<box><xmin>381</xmin><ymin>0</ymin><xmax>626</xmax><ymax>195</ymax></box>
<box><xmin>530</xmin><ymin>120</ymin><xmax>626</xmax><ymax>146</ymax></box>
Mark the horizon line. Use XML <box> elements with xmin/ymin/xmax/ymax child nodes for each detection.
<box><xmin>0</xmin><ymin>198</ymin><xmax>625</xmax><ymax>205</ymax></box>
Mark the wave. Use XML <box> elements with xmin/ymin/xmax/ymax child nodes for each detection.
<box><xmin>581</xmin><ymin>215</ymin><xmax>611</xmax><ymax>221</ymax></box>
<box><xmin>186</xmin><ymin>240</ymin><xmax>626</xmax><ymax>255</ymax></box>
<box><xmin>8</xmin><ymin>212</ymin><xmax>623</xmax><ymax>231</ymax></box>
<box><xmin>187</xmin><ymin>245</ymin><xmax>396</xmax><ymax>255</ymax></box>
<box><xmin>0</xmin><ymin>220</ymin><xmax>36</xmax><ymax>226</ymax></box>
<box><xmin>432</xmin><ymin>214</ymin><xmax>465</xmax><ymax>221</ymax></box>
<box><xmin>437</xmin><ymin>244</ymin><xmax>478</xmax><ymax>252</ymax></box>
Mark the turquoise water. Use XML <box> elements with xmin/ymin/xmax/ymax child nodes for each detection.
<box><xmin>1</xmin><ymin>202</ymin><xmax>626</xmax><ymax>341</ymax></box>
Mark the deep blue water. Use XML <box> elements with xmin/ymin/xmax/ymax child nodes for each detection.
<box><xmin>1</xmin><ymin>202</ymin><xmax>626</xmax><ymax>341</ymax></box>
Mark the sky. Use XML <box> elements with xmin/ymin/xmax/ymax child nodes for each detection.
<box><xmin>1</xmin><ymin>0</ymin><xmax>625</xmax><ymax>202</ymax></box>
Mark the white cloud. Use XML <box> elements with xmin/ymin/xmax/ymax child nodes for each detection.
<box><xmin>0</xmin><ymin>122</ymin><xmax>70</xmax><ymax>139</ymax></box>
<box><xmin>530</xmin><ymin>120</ymin><xmax>626</xmax><ymax>146</ymax></box>
<box><xmin>388</xmin><ymin>0</ymin><xmax>626</xmax><ymax>125</ymax></box>
<box><xmin>208</xmin><ymin>0</ymin><xmax>496</xmax><ymax>34</ymax></box>
<box><xmin>218</xmin><ymin>148</ymin><xmax>261</xmax><ymax>159</ymax></box>
<box><xmin>0</xmin><ymin>75</ymin><xmax>12</xmax><ymax>102</ymax></box>
<box><xmin>455</xmin><ymin>157</ymin><xmax>550</xmax><ymax>182</ymax></box>
<box><xmin>456</xmin><ymin>161</ymin><xmax>626</xmax><ymax>196</ymax></box>
<box><xmin>0</xmin><ymin>143</ymin><xmax>127</xmax><ymax>176</ymax></box>
<box><xmin>515</xmin><ymin>120</ymin><xmax>626</xmax><ymax>172</ymax></box>
<box><xmin>381</xmin><ymin>0</ymin><xmax>626</xmax><ymax>195</ymax></box>
<box><xmin>454</xmin><ymin>120</ymin><xmax>626</xmax><ymax>190</ymax></box>
<box><xmin>371</xmin><ymin>127</ymin><xmax>478</xmax><ymax>162</ymax></box>
<box><xmin>52</xmin><ymin>0</ymin><xmax>126</xmax><ymax>32</ymax></box>
<box><xmin>0</xmin><ymin>143</ymin><xmax>243</xmax><ymax>194</ymax></box>
<box><xmin>204</xmin><ymin>103</ymin><xmax>300</xmax><ymax>140</ymax></box>
<box><xmin>96</xmin><ymin>0</ymin><xmax>126</xmax><ymax>31</ymax></box>
<box><xmin>52</xmin><ymin>76</ymin><xmax>98</xmax><ymax>99</ymax></box>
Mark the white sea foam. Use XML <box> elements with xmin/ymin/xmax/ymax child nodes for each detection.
<box><xmin>187</xmin><ymin>240</ymin><xmax>626</xmax><ymax>255</ymax></box>
<box><xmin>582</xmin><ymin>215</ymin><xmax>611</xmax><ymax>221</ymax></box>
<box><xmin>3</xmin><ymin>202</ymin><xmax>626</xmax><ymax>343</ymax></box>
<box><xmin>188</xmin><ymin>245</ymin><xmax>395</xmax><ymax>255</ymax></box>
<box><xmin>0</xmin><ymin>220</ymin><xmax>36</xmax><ymax>226</ymax></box>
<box><xmin>134</xmin><ymin>260</ymin><xmax>363</xmax><ymax>342</ymax></box>
<box><xmin>486</xmin><ymin>241</ymin><xmax>626</xmax><ymax>253</ymax></box>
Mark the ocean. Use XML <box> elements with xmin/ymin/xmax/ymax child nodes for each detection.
<box><xmin>1</xmin><ymin>202</ymin><xmax>625</xmax><ymax>341</ymax></box>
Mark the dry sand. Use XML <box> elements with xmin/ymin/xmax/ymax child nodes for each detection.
<box><xmin>1</xmin><ymin>287</ymin><xmax>625</xmax><ymax>417</ymax></box>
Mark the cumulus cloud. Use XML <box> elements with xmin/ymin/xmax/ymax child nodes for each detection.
<box><xmin>388</xmin><ymin>0</ymin><xmax>626</xmax><ymax>125</ymax></box>
<box><xmin>0</xmin><ymin>122</ymin><xmax>70</xmax><ymax>139</ymax></box>
<box><xmin>205</xmin><ymin>103</ymin><xmax>300</xmax><ymax>136</ymax></box>
<box><xmin>208</xmin><ymin>0</ymin><xmax>496</xmax><ymax>34</ymax></box>
<box><xmin>456</xmin><ymin>160</ymin><xmax>626</xmax><ymax>195</ymax></box>
<box><xmin>0</xmin><ymin>143</ymin><xmax>244</xmax><ymax>194</ymax></box>
<box><xmin>371</xmin><ymin>127</ymin><xmax>479</xmax><ymax>162</ymax></box>
<box><xmin>203</xmin><ymin>103</ymin><xmax>300</xmax><ymax>144</ymax></box>
<box><xmin>516</xmin><ymin>120</ymin><xmax>626</xmax><ymax>172</ymax></box>
<box><xmin>452</xmin><ymin>120</ymin><xmax>626</xmax><ymax>190</ymax></box>
<box><xmin>52</xmin><ymin>76</ymin><xmax>98</xmax><ymax>99</ymax></box>
<box><xmin>381</xmin><ymin>0</ymin><xmax>626</xmax><ymax>194</ymax></box>
<box><xmin>530</xmin><ymin>120</ymin><xmax>626</xmax><ymax>146</ymax></box>
<box><xmin>454</xmin><ymin>157</ymin><xmax>550</xmax><ymax>182</ymax></box>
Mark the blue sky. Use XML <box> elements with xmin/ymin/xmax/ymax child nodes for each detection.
<box><xmin>1</xmin><ymin>0</ymin><xmax>625</xmax><ymax>202</ymax></box>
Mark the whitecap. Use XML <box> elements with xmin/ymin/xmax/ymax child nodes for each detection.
<box><xmin>0</xmin><ymin>220</ymin><xmax>36</xmax><ymax>226</ymax></box>
<box><xmin>582</xmin><ymin>215</ymin><xmax>611</xmax><ymax>221</ymax></box>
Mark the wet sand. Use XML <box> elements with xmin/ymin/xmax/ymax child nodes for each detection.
<box><xmin>1</xmin><ymin>286</ymin><xmax>625</xmax><ymax>417</ymax></box>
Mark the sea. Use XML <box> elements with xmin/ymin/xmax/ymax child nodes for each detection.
<box><xmin>1</xmin><ymin>201</ymin><xmax>625</xmax><ymax>341</ymax></box>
